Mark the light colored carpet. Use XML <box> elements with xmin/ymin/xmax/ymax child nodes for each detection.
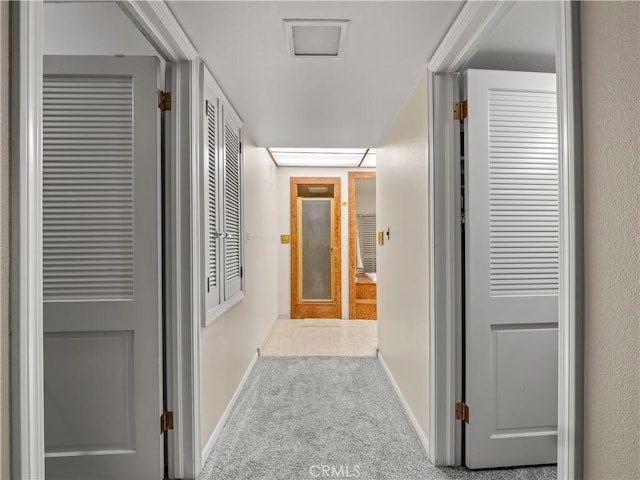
<box><xmin>199</xmin><ymin>357</ymin><xmax>556</xmax><ymax>480</ymax></box>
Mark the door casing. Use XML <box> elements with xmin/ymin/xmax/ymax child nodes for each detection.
<box><xmin>348</xmin><ymin>170</ymin><xmax>376</xmax><ymax>319</ymax></box>
<box><xmin>10</xmin><ymin>2</ymin><xmax>203</xmax><ymax>479</ymax></box>
<box><xmin>427</xmin><ymin>2</ymin><xmax>584</xmax><ymax>478</ymax></box>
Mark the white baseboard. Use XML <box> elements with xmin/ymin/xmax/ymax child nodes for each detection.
<box><xmin>378</xmin><ymin>352</ymin><xmax>430</xmax><ymax>455</ymax></box>
<box><xmin>277</xmin><ymin>313</ymin><xmax>290</xmax><ymax>319</ymax></box>
<box><xmin>201</xmin><ymin>352</ymin><xmax>259</xmax><ymax>466</ymax></box>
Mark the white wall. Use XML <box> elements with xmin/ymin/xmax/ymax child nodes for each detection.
<box><xmin>0</xmin><ymin>3</ymin><xmax>9</xmax><ymax>478</ymax></box>
<box><xmin>355</xmin><ymin>179</ymin><xmax>376</xmax><ymax>215</ymax></box>
<box><xmin>581</xmin><ymin>3</ymin><xmax>640</xmax><ymax>478</ymax></box>
<box><xmin>44</xmin><ymin>3</ymin><xmax>157</xmax><ymax>56</ymax></box>
<box><xmin>376</xmin><ymin>73</ymin><xmax>430</xmax><ymax>436</ymax></box>
<box><xmin>276</xmin><ymin>167</ymin><xmax>374</xmax><ymax>319</ymax></box>
<box><xmin>200</xmin><ymin>135</ymin><xmax>279</xmax><ymax>449</ymax></box>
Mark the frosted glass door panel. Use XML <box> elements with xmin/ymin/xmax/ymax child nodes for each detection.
<box><xmin>300</xmin><ymin>199</ymin><xmax>333</xmax><ymax>301</ymax></box>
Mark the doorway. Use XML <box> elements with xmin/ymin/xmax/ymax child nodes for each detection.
<box><xmin>41</xmin><ymin>3</ymin><xmax>168</xmax><ymax>479</ymax></box>
<box><xmin>427</xmin><ymin>2</ymin><xmax>583</xmax><ymax>477</ymax></box>
<box><xmin>290</xmin><ymin>177</ymin><xmax>342</xmax><ymax>319</ymax></box>
<box><xmin>11</xmin><ymin>1</ymin><xmax>203</xmax><ymax>478</ymax></box>
<box><xmin>348</xmin><ymin>171</ymin><xmax>377</xmax><ymax>320</ymax></box>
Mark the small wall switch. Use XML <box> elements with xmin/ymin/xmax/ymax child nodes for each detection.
<box><xmin>281</xmin><ymin>235</ymin><xmax>290</xmax><ymax>244</ymax></box>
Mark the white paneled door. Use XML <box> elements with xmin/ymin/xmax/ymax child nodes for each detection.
<box><xmin>43</xmin><ymin>56</ymin><xmax>162</xmax><ymax>479</ymax></box>
<box><xmin>464</xmin><ymin>69</ymin><xmax>559</xmax><ymax>469</ymax></box>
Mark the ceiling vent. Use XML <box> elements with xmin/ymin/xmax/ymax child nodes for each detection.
<box><xmin>284</xmin><ymin>19</ymin><xmax>351</xmax><ymax>59</ymax></box>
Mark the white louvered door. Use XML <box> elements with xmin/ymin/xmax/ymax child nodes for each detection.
<box><xmin>43</xmin><ymin>56</ymin><xmax>162</xmax><ymax>479</ymax></box>
<box><xmin>222</xmin><ymin>112</ymin><xmax>243</xmax><ymax>301</ymax></box>
<box><xmin>202</xmin><ymin>64</ymin><xmax>244</xmax><ymax>322</ymax></box>
<box><xmin>204</xmin><ymin>95</ymin><xmax>221</xmax><ymax>313</ymax></box>
<box><xmin>464</xmin><ymin>70</ymin><xmax>558</xmax><ymax>469</ymax></box>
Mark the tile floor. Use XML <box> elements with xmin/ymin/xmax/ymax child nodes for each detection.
<box><xmin>261</xmin><ymin>318</ymin><xmax>377</xmax><ymax>357</ymax></box>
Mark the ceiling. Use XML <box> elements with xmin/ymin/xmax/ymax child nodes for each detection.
<box><xmin>167</xmin><ymin>1</ymin><xmax>464</xmax><ymax>148</ymax></box>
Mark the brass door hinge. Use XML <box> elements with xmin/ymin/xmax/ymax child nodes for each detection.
<box><xmin>158</xmin><ymin>91</ymin><xmax>172</xmax><ymax>112</ymax></box>
<box><xmin>455</xmin><ymin>402</ymin><xmax>469</xmax><ymax>424</ymax></box>
<box><xmin>453</xmin><ymin>100</ymin><xmax>467</xmax><ymax>121</ymax></box>
<box><xmin>160</xmin><ymin>411</ymin><xmax>174</xmax><ymax>433</ymax></box>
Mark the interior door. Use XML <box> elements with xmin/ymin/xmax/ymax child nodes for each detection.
<box><xmin>464</xmin><ymin>69</ymin><xmax>559</xmax><ymax>469</ymax></box>
<box><xmin>222</xmin><ymin>110</ymin><xmax>243</xmax><ymax>301</ymax></box>
<box><xmin>290</xmin><ymin>178</ymin><xmax>342</xmax><ymax>319</ymax></box>
<box><xmin>42</xmin><ymin>56</ymin><xmax>162</xmax><ymax>479</ymax></box>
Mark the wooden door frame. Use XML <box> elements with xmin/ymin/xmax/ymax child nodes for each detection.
<box><xmin>290</xmin><ymin>177</ymin><xmax>341</xmax><ymax>319</ymax></box>
<box><xmin>348</xmin><ymin>171</ymin><xmax>376</xmax><ymax>319</ymax></box>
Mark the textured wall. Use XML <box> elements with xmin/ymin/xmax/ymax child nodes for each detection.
<box><xmin>0</xmin><ymin>2</ymin><xmax>9</xmax><ymax>478</ymax></box>
<box><xmin>200</xmin><ymin>135</ymin><xmax>279</xmax><ymax>450</ymax></box>
<box><xmin>376</xmin><ymin>73</ymin><xmax>430</xmax><ymax>436</ymax></box>
<box><xmin>581</xmin><ymin>2</ymin><xmax>640</xmax><ymax>478</ymax></box>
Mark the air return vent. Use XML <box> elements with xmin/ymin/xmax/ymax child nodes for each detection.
<box><xmin>284</xmin><ymin>19</ymin><xmax>351</xmax><ymax>59</ymax></box>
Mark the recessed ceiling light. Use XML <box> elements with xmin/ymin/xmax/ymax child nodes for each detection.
<box><xmin>283</xmin><ymin>19</ymin><xmax>351</xmax><ymax>59</ymax></box>
<box><xmin>360</xmin><ymin>151</ymin><xmax>377</xmax><ymax>168</ymax></box>
<box><xmin>268</xmin><ymin>148</ymin><xmax>375</xmax><ymax>168</ymax></box>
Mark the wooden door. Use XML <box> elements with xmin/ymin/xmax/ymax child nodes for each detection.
<box><xmin>43</xmin><ymin>56</ymin><xmax>163</xmax><ymax>479</ymax></box>
<box><xmin>290</xmin><ymin>177</ymin><xmax>341</xmax><ymax>318</ymax></box>
<box><xmin>464</xmin><ymin>69</ymin><xmax>559</xmax><ymax>469</ymax></box>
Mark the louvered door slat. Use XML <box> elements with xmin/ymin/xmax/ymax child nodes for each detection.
<box><xmin>488</xmin><ymin>88</ymin><xmax>559</xmax><ymax>296</ymax></box>
<box><xmin>356</xmin><ymin>214</ymin><xmax>377</xmax><ymax>273</ymax></box>
<box><xmin>205</xmin><ymin>98</ymin><xmax>221</xmax><ymax>311</ymax></box>
<box><xmin>43</xmin><ymin>75</ymin><xmax>134</xmax><ymax>301</ymax></box>
<box><xmin>223</xmin><ymin>119</ymin><xmax>242</xmax><ymax>300</ymax></box>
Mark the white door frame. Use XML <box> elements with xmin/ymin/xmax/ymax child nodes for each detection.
<box><xmin>426</xmin><ymin>2</ymin><xmax>583</xmax><ymax>479</ymax></box>
<box><xmin>10</xmin><ymin>2</ymin><xmax>203</xmax><ymax>478</ymax></box>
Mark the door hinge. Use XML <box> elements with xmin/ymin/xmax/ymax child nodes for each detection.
<box><xmin>455</xmin><ymin>402</ymin><xmax>469</xmax><ymax>423</ymax></box>
<box><xmin>160</xmin><ymin>411</ymin><xmax>174</xmax><ymax>433</ymax></box>
<box><xmin>158</xmin><ymin>90</ymin><xmax>172</xmax><ymax>112</ymax></box>
<box><xmin>240</xmin><ymin>266</ymin><xmax>243</xmax><ymax>278</ymax></box>
<box><xmin>453</xmin><ymin>100</ymin><xmax>467</xmax><ymax>121</ymax></box>
<box><xmin>239</xmin><ymin>142</ymin><xmax>243</xmax><ymax>154</ymax></box>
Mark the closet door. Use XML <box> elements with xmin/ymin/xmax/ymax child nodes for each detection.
<box><xmin>43</xmin><ymin>55</ymin><xmax>162</xmax><ymax>480</ymax></box>
<box><xmin>204</xmin><ymin>94</ymin><xmax>221</xmax><ymax>315</ymax></box>
<box><xmin>202</xmin><ymin>63</ymin><xmax>244</xmax><ymax>321</ymax></box>
<box><xmin>222</xmin><ymin>110</ymin><xmax>243</xmax><ymax>301</ymax></box>
<box><xmin>464</xmin><ymin>69</ymin><xmax>559</xmax><ymax>469</ymax></box>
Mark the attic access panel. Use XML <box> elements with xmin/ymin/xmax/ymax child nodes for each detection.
<box><xmin>284</xmin><ymin>19</ymin><xmax>351</xmax><ymax>59</ymax></box>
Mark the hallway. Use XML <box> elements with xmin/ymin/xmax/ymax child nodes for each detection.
<box><xmin>261</xmin><ymin>319</ymin><xmax>377</xmax><ymax>357</ymax></box>
<box><xmin>199</xmin><ymin>357</ymin><xmax>556</xmax><ymax>480</ymax></box>
<box><xmin>5</xmin><ymin>2</ymin><xmax>639</xmax><ymax>479</ymax></box>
